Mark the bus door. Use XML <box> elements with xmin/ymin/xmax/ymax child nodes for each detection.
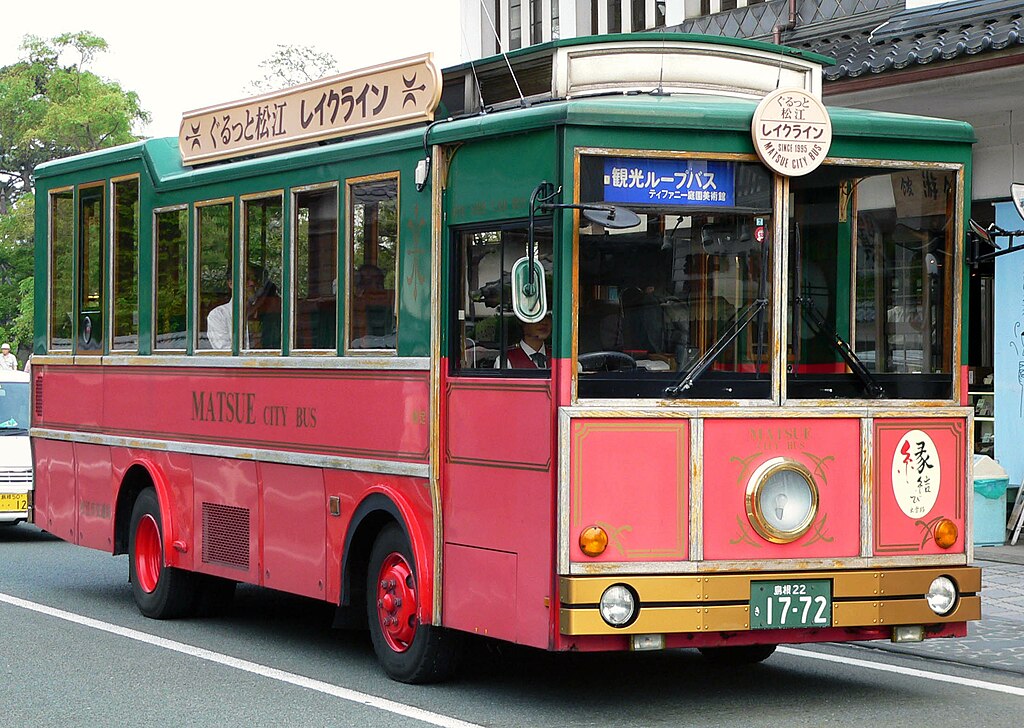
<box><xmin>438</xmin><ymin>222</ymin><xmax>556</xmax><ymax>648</ymax></box>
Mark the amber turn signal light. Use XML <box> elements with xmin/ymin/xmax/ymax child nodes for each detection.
<box><xmin>933</xmin><ymin>518</ymin><xmax>958</xmax><ymax>549</ymax></box>
<box><xmin>579</xmin><ymin>526</ymin><xmax>609</xmax><ymax>557</ymax></box>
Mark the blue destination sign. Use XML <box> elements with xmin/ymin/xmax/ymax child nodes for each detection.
<box><xmin>603</xmin><ymin>158</ymin><xmax>735</xmax><ymax>207</ymax></box>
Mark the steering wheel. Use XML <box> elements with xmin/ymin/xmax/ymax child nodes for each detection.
<box><xmin>578</xmin><ymin>351</ymin><xmax>637</xmax><ymax>372</ymax></box>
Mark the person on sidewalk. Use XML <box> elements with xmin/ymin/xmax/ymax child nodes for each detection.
<box><xmin>0</xmin><ymin>343</ymin><xmax>18</xmax><ymax>371</ymax></box>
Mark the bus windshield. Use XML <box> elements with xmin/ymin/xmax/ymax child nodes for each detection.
<box><xmin>787</xmin><ymin>164</ymin><xmax>957</xmax><ymax>400</ymax></box>
<box><xmin>0</xmin><ymin>382</ymin><xmax>30</xmax><ymax>433</ymax></box>
<box><xmin>576</xmin><ymin>156</ymin><xmax>773</xmax><ymax>399</ymax></box>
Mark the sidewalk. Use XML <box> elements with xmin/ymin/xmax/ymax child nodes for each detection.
<box><xmin>853</xmin><ymin>541</ymin><xmax>1024</xmax><ymax>674</ymax></box>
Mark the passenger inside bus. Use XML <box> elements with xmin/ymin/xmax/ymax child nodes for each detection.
<box><xmin>206</xmin><ymin>283</ymin><xmax>233</xmax><ymax>350</ymax></box>
<box><xmin>207</xmin><ymin>265</ymin><xmax>280</xmax><ymax>350</ymax></box>
<box><xmin>246</xmin><ymin>265</ymin><xmax>281</xmax><ymax>350</ymax></box>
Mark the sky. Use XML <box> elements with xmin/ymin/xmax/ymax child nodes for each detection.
<box><xmin>0</xmin><ymin>1</ymin><xmax>465</xmax><ymax>139</ymax></box>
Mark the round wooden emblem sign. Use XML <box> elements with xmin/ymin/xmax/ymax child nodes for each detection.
<box><xmin>751</xmin><ymin>87</ymin><xmax>832</xmax><ymax>177</ymax></box>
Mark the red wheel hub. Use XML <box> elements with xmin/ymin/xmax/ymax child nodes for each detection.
<box><xmin>375</xmin><ymin>553</ymin><xmax>418</xmax><ymax>653</ymax></box>
<box><xmin>135</xmin><ymin>514</ymin><xmax>162</xmax><ymax>594</ymax></box>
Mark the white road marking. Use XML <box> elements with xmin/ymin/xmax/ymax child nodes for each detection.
<box><xmin>780</xmin><ymin>646</ymin><xmax>1024</xmax><ymax>697</ymax></box>
<box><xmin>0</xmin><ymin>591</ymin><xmax>483</xmax><ymax>728</ymax></box>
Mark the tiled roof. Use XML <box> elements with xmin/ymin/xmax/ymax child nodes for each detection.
<box><xmin>789</xmin><ymin>0</ymin><xmax>1024</xmax><ymax>81</ymax></box>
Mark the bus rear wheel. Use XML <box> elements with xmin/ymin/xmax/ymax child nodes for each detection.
<box><xmin>129</xmin><ymin>488</ymin><xmax>197</xmax><ymax>619</ymax></box>
<box><xmin>698</xmin><ymin>644</ymin><xmax>777</xmax><ymax>665</ymax></box>
<box><xmin>366</xmin><ymin>523</ymin><xmax>460</xmax><ymax>683</ymax></box>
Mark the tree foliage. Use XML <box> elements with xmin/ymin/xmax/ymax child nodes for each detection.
<box><xmin>0</xmin><ymin>32</ymin><xmax>149</xmax><ymax>352</ymax></box>
<box><xmin>248</xmin><ymin>44</ymin><xmax>339</xmax><ymax>94</ymax></box>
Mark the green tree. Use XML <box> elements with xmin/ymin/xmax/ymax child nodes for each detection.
<box><xmin>0</xmin><ymin>32</ymin><xmax>149</xmax><ymax>351</ymax></box>
<box><xmin>248</xmin><ymin>44</ymin><xmax>339</xmax><ymax>94</ymax></box>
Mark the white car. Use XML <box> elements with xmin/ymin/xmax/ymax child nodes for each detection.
<box><xmin>0</xmin><ymin>370</ymin><xmax>32</xmax><ymax>526</ymax></box>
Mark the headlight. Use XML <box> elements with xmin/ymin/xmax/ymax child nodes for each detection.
<box><xmin>599</xmin><ymin>584</ymin><xmax>637</xmax><ymax>627</ymax></box>
<box><xmin>746</xmin><ymin>458</ymin><xmax>819</xmax><ymax>543</ymax></box>
<box><xmin>926</xmin><ymin>576</ymin><xmax>957</xmax><ymax>615</ymax></box>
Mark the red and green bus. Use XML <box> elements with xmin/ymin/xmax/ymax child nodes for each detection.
<box><xmin>31</xmin><ymin>35</ymin><xmax>980</xmax><ymax>683</ymax></box>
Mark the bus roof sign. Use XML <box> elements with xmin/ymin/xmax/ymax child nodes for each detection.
<box><xmin>178</xmin><ymin>53</ymin><xmax>441</xmax><ymax>166</ymax></box>
<box><xmin>751</xmin><ymin>87</ymin><xmax>832</xmax><ymax>177</ymax></box>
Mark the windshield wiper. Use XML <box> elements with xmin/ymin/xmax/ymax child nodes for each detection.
<box><xmin>0</xmin><ymin>428</ymin><xmax>27</xmax><ymax>436</ymax></box>
<box><xmin>796</xmin><ymin>295</ymin><xmax>886</xmax><ymax>399</ymax></box>
<box><xmin>664</xmin><ymin>297</ymin><xmax>768</xmax><ymax>397</ymax></box>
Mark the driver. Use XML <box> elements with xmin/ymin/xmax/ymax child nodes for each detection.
<box><xmin>496</xmin><ymin>313</ymin><xmax>552</xmax><ymax>369</ymax></box>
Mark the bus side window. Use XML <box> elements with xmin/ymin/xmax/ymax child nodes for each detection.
<box><xmin>49</xmin><ymin>189</ymin><xmax>75</xmax><ymax>351</ymax></box>
<box><xmin>197</xmin><ymin>201</ymin><xmax>233</xmax><ymax>351</ymax></box>
<box><xmin>454</xmin><ymin>225</ymin><xmax>552</xmax><ymax>372</ymax></box>
<box><xmin>77</xmin><ymin>184</ymin><xmax>105</xmax><ymax>354</ymax></box>
<box><xmin>154</xmin><ymin>207</ymin><xmax>188</xmax><ymax>351</ymax></box>
<box><xmin>111</xmin><ymin>177</ymin><xmax>140</xmax><ymax>352</ymax></box>
<box><xmin>348</xmin><ymin>176</ymin><xmax>398</xmax><ymax>351</ymax></box>
<box><xmin>293</xmin><ymin>186</ymin><xmax>338</xmax><ymax>351</ymax></box>
<box><xmin>243</xmin><ymin>196</ymin><xmax>284</xmax><ymax>352</ymax></box>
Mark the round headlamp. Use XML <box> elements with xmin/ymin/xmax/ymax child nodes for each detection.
<box><xmin>599</xmin><ymin>584</ymin><xmax>637</xmax><ymax>628</ymax></box>
<box><xmin>746</xmin><ymin>458</ymin><xmax>819</xmax><ymax>544</ymax></box>
<box><xmin>926</xmin><ymin>576</ymin><xmax>957</xmax><ymax>616</ymax></box>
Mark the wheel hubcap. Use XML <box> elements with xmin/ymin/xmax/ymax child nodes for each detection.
<box><xmin>375</xmin><ymin>553</ymin><xmax>417</xmax><ymax>652</ymax></box>
<box><xmin>135</xmin><ymin>514</ymin><xmax>162</xmax><ymax>594</ymax></box>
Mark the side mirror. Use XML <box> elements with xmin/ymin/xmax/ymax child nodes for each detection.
<box><xmin>511</xmin><ymin>256</ymin><xmax>548</xmax><ymax>323</ymax></box>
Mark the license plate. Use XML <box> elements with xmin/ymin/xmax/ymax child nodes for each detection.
<box><xmin>750</xmin><ymin>579</ymin><xmax>832</xmax><ymax>629</ymax></box>
<box><xmin>0</xmin><ymin>493</ymin><xmax>28</xmax><ymax>512</ymax></box>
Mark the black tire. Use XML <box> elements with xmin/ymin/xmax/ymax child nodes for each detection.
<box><xmin>128</xmin><ymin>488</ymin><xmax>197</xmax><ymax>619</ymax></box>
<box><xmin>366</xmin><ymin>523</ymin><xmax>460</xmax><ymax>683</ymax></box>
<box><xmin>698</xmin><ymin>644</ymin><xmax>777</xmax><ymax>666</ymax></box>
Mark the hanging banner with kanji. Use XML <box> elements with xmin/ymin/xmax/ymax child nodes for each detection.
<box><xmin>178</xmin><ymin>54</ymin><xmax>441</xmax><ymax>165</ymax></box>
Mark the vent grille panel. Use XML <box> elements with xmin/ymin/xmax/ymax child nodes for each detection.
<box><xmin>34</xmin><ymin>377</ymin><xmax>42</xmax><ymax>418</ymax></box>
<box><xmin>202</xmin><ymin>502</ymin><xmax>250</xmax><ymax>570</ymax></box>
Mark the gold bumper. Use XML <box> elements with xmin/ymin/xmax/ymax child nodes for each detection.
<box><xmin>559</xmin><ymin>567</ymin><xmax>981</xmax><ymax>636</ymax></box>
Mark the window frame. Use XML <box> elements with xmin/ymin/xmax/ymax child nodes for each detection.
<box><xmin>571</xmin><ymin>148</ymin><xmax>778</xmax><ymax>404</ymax></box>
<box><xmin>47</xmin><ymin>185</ymin><xmax>75</xmax><ymax>353</ymax></box>
<box><xmin>76</xmin><ymin>181</ymin><xmax>106</xmax><ymax>356</ymax></box>
<box><xmin>449</xmin><ymin>218</ymin><xmax>553</xmax><ymax>379</ymax></box>
<box><xmin>108</xmin><ymin>174</ymin><xmax>141</xmax><ymax>353</ymax></box>
<box><xmin>290</xmin><ymin>182</ymin><xmax>339</xmax><ymax>355</ymax></box>
<box><xmin>152</xmin><ymin>204</ymin><xmax>190</xmax><ymax>354</ymax></box>
<box><xmin>345</xmin><ymin>172</ymin><xmax>400</xmax><ymax>355</ymax></box>
<box><xmin>241</xmin><ymin>190</ymin><xmax>285</xmax><ymax>355</ymax></box>
<box><xmin>193</xmin><ymin>197</ymin><xmax>235</xmax><ymax>354</ymax></box>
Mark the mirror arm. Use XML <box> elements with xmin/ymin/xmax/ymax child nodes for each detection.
<box><xmin>968</xmin><ymin>220</ymin><xmax>1024</xmax><ymax>267</ymax></box>
<box><xmin>528</xmin><ymin>182</ymin><xmax>560</xmax><ymax>292</ymax></box>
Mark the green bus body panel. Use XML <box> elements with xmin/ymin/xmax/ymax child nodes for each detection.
<box><xmin>444</xmin><ymin>129</ymin><xmax>559</xmax><ymax>225</ymax></box>
<box><xmin>34</xmin><ymin>92</ymin><xmax>975</xmax><ymax>361</ymax></box>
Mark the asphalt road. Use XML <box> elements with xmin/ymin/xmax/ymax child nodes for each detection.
<box><xmin>2</xmin><ymin>524</ymin><xmax>1022</xmax><ymax>727</ymax></box>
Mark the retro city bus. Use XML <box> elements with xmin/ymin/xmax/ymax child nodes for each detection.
<box><xmin>30</xmin><ymin>35</ymin><xmax>980</xmax><ymax>683</ymax></box>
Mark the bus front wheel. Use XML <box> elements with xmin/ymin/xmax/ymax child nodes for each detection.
<box><xmin>128</xmin><ymin>488</ymin><xmax>197</xmax><ymax>619</ymax></box>
<box><xmin>366</xmin><ymin>523</ymin><xmax>460</xmax><ymax>683</ymax></box>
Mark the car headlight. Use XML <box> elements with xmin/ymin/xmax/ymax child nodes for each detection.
<box><xmin>926</xmin><ymin>576</ymin><xmax>957</xmax><ymax>615</ymax></box>
<box><xmin>745</xmin><ymin>458</ymin><xmax>819</xmax><ymax>543</ymax></box>
<box><xmin>599</xmin><ymin>584</ymin><xmax>637</xmax><ymax>627</ymax></box>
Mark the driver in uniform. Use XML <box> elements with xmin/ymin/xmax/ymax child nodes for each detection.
<box><xmin>496</xmin><ymin>313</ymin><xmax>552</xmax><ymax>369</ymax></box>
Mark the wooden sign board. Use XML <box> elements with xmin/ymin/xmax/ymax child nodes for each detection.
<box><xmin>179</xmin><ymin>54</ymin><xmax>441</xmax><ymax>165</ymax></box>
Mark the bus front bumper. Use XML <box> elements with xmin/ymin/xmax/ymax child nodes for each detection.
<box><xmin>559</xmin><ymin>566</ymin><xmax>981</xmax><ymax>636</ymax></box>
